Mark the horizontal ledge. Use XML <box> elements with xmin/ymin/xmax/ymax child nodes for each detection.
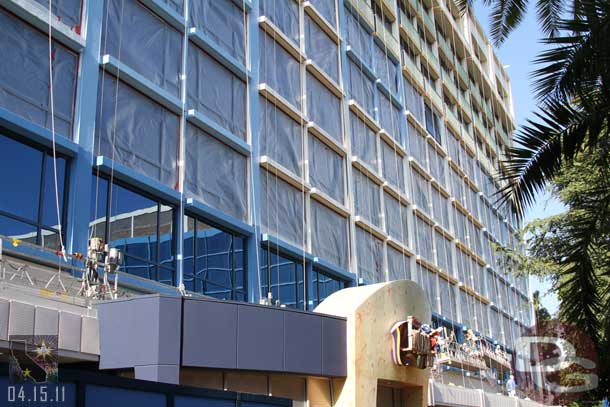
<box><xmin>378</xmin><ymin>130</ymin><xmax>406</xmax><ymax>157</ymax></box>
<box><xmin>303</xmin><ymin>2</ymin><xmax>340</xmax><ymax>43</ymax></box>
<box><xmin>307</xmin><ymin>122</ymin><xmax>346</xmax><ymax>156</ymax></box>
<box><xmin>258</xmin><ymin>84</ymin><xmax>306</xmax><ymax>123</ymax></box>
<box><xmin>354</xmin><ymin>217</ymin><xmax>387</xmax><ymax>241</ymax></box>
<box><xmin>413</xmin><ymin>207</ymin><xmax>435</xmax><ymax>225</ymax></box>
<box><xmin>305</xmin><ymin>60</ymin><xmax>343</xmax><ymax>98</ymax></box>
<box><xmin>2</xmin><ymin>0</ymin><xmax>85</xmax><ymax>52</ymax></box>
<box><xmin>259</xmin><ymin>156</ymin><xmax>310</xmax><ymax>192</ymax></box>
<box><xmin>261</xmin><ymin>234</ymin><xmax>312</xmax><ymax>263</ymax></box>
<box><xmin>139</xmin><ymin>0</ymin><xmax>185</xmax><ymax>31</ymax></box>
<box><xmin>312</xmin><ymin>257</ymin><xmax>354</xmax><ymax>282</ymax></box>
<box><xmin>385</xmin><ymin>237</ymin><xmax>414</xmax><ymax>257</ymax></box>
<box><xmin>258</xmin><ymin>16</ymin><xmax>304</xmax><ymax>62</ymax></box>
<box><xmin>345</xmin><ymin>48</ymin><xmax>376</xmax><ymax>81</ymax></box>
<box><xmin>185</xmin><ymin>198</ymin><xmax>253</xmax><ymax>236</ymax></box>
<box><xmin>95</xmin><ymin>155</ymin><xmax>182</xmax><ymax>205</ymax></box>
<box><xmin>351</xmin><ymin>158</ymin><xmax>384</xmax><ymax>186</ymax></box>
<box><xmin>101</xmin><ymin>55</ymin><xmax>182</xmax><ymax>114</ymax></box>
<box><xmin>186</xmin><ymin>110</ymin><xmax>250</xmax><ymax>156</ymax></box>
<box><xmin>382</xmin><ymin>182</ymin><xmax>410</xmax><ymax>206</ymax></box>
<box><xmin>348</xmin><ymin>100</ymin><xmax>380</xmax><ymax>133</ymax></box>
<box><xmin>310</xmin><ymin>188</ymin><xmax>350</xmax><ymax>217</ymax></box>
<box><xmin>188</xmin><ymin>29</ymin><xmax>249</xmax><ymax>81</ymax></box>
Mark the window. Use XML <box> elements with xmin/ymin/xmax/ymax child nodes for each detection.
<box><xmin>89</xmin><ymin>176</ymin><xmax>175</xmax><ymax>285</ymax></box>
<box><xmin>356</xmin><ymin>227</ymin><xmax>384</xmax><ymax>283</ymax></box>
<box><xmin>261</xmin><ymin>170</ymin><xmax>305</xmax><ymax>249</ymax></box>
<box><xmin>431</xmin><ymin>187</ymin><xmax>449</xmax><ymax>231</ymax></box>
<box><xmin>189</xmin><ymin>0</ymin><xmax>246</xmax><ymax>63</ymax></box>
<box><xmin>0</xmin><ymin>9</ymin><xmax>77</xmax><ymax>138</ymax></box>
<box><xmin>311</xmin><ymin>200</ymin><xmax>349</xmax><ymax>270</ymax></box>
<box><xmin>424</xmin><ymin>103</ymin><xmax>443</xmax><ymax>144</ymax></box>
<box><xmin>353</xmin><ymin>170</ymin><xmax>381</xmax><ymax>228</ymax></box>
<box><xmin>375</xmin><ymin>45</ymin><xmax>399</xmax><ymax>95</ymax></box>
<box><xmin>404</xmin><ymin>79</ymin><xmax>424</xmax><ymax>124</ymax></box>
<box><xmin>307</xmin><ymin>74</ymin><xmax>342</xmax><ymax>141</ymax></box>
<box><xmin>96</xmin><ymin>72</ymin><xmax>179</xmax><ymax>188</ymax></box>
<box><xmin>259</xmin><ymin>97</ymin><xmax>303</xmax><ymax>177</ymax></box>
<box><xmin>185</xmin><ymin>124</ymin><xmax>247</xmax><ymax>221</ymax></box>
<box><xmin>407</xmin><ymin>122</ymin><xmax>427</xmax><ymax>168</ymax></box>
<box><xmin>259</xmin><ymin>0</ymin><xmax>299</xmax><ymax>44</ymax></box>
<box><xmin>412</xmin><ymin>170</ymin><xmax>430</xmax><ymax>214</ymax></box>
<box><xmin>0</xmin><ymin>134</ymin><xmax>68</xmax><ymax>250</ymax></box>
<box><xmin>350</xmin><ymin>111</ymin><xmax>377</xmax><ymax>170</ymax></box>
<box><xmin>435</xmin><ymin>232</ymin><xmax>452</xmax><ymax>273</ymax></box>
<box><xmin>305</xmin><ymin>15</ymin><xmax>339</xmax><ymax>82</ymax></box>
<box><xmin>183</xmin><ymin>216</ymin><xmax>247</xmax><ymax>300</ymax></box>
<box><xmin>384</xmin><ymin>192</ymin><xmax>408</xmax><ymax>245</ymax></box>
<box><xmin>381</xmin><ymin>142</ymin><xmax>405</xmax><ymax>192</ymax></box>
<box><xmin>414</xmin><ymin>216</ymin><xmax>434</xmax><ymax>262</ymax></box>
<box><xmin>345</xmin><ymin>8</ymin><xmax>372</xmax><ymax>65</ymax></box>
<box><xmin>428</xmin><ymin>146</ymin><xmax>446</xmax><ymax>187</ymax></box>
<box><xmin>418</xmin><ymin>265</ymin><xmax>438</xmax><ymax>313</ymax></box>
<box><xmin>309</xmin><ymin>136</ymin><xmax>345</xmax><ymax>203</ymax></box>
<box><xmin>260</xmin><ymin>249</ymin><xmax>304</xmax><ymax>309</ymax></box>
<box><xmin>102</xmin><ymin>0</ymin><xmax>182</xmax><ymax>96</ymax></box>
<box><xmin>387</xmin><ymin>245</ymin><xmax>411</xmax><ymax>281</ymax></box>
<box><xmin>378</xmin><ymin>92</ymin><xmax>401</xmax><ymax>142</ymax></box>
<box><xmin>259</xmin><ymin>29</ymin><xmax>301</xmax><ymax>109</ymax></box>
<box><xmin>187</xmin><ymin>45</ymin><xmax>247</xmax><ymax>140</ymax></box>
<box><xmin>348</xmin><ymin>60</ymin><xmax>375</xmax><ymax>117</ymax></box>
<box><xmin>310</xmin><ymin>269</ymin><xmax>345</xmax><ymax>309</ymax></box>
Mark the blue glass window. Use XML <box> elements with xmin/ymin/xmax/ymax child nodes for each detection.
<box><xmin>309</xmin><ymin>270</ymin><xmax>345</xmax><ymax>309</ymax></box>
<box><xmin>89</xmin><ymin>175</ymin><xmax>175</xmax><ymax>285</ymax></box>
<box><xmin>183</xmin><ymin>216</ymin><xmax>247</xmax><ymax>301</ymax></box>
<box><xmin>260</xmin><ymin>248</ymin><xmax>304</xmax><ymax>309</ymax></box>
<box><xmin>0</xmin><ymin>134</ymin><xmax>68</xmax><ymax>250</ymax></box>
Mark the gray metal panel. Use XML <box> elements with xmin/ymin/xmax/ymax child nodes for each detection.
<box><xmin>81</xmin><ymin>316</ymin><xmax>100</xmax><ymax>355</ymax></box>
<box><xmin>9</xmin><ymin>301</ymin><xmax>34</xmax><ymax>337</ymax></box>
<box><xmin>34</xmin><ymin>306</ymin><xmax>59</xmax><ymax>336</ymax></box>
<box><xmin>237</xmin><ymin>304</ymin><xmax>284</xmax><ymax>371</ymax></box>
<box><xmin>59</xmin><ymin>311</ymin><xmax>81</xmax><ymax>352</ymax></box>
<box><xmin>284</xmin><ymin>311</ymin><xmax>322</xmax><ymax>375</ymax></box>
<box><xmin>182</xmin><ymin>298</ymin><xmax>238</xmax><ymax>369</ymax></box>
<box><xmin>0</xmin><ymin>299</ymin><xmax>9</xmax><ymax>340</ymax></box>
<box><xmin>321</xmin><ymin>316</ymin><xmax>347</xmax><ymax>376</ymax></box>
<box><xmin>134</xmin><ymin>364</ymin><xmax>180</xmax><ymax>385</ymax></box>
<box><xmin>156</xmin><ymin>296</ymin><xmax>182</xmax><ymax>365</ymax></box>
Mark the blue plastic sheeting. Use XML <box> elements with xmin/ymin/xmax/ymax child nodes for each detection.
<box><xmin>387</xmin><ymin>244</ymin><xmax>410</xmax><ymax>281</ymax></box>
<box><xmin>308</xmin><ymin>136</ymin><xmax>344</xmax><ymax>203</ymax></box>
<box><xmin>355</xmin><ymin>226</ymin><xmax>383</xmax><ymax>283</ymax></box>
<box><xmin>378</xmin><ymin>92</ymin><xmax>401</xmax><ymax>141</ymax></box>
<box><xmin>190</xmin><ymin>0</ymin><xmax>246</xmax><ymax>64</ymax></box>
<box><xmin>306</xmin><ymin>74</ymin><xmax>342</xmax><ymax>141</ymax></box>
<box><xmin>185</xmin><ymin>124</ymin><xmax>248</xmax><ymax>222</ymax></box>
<box><xmin>102</xmin><ymin>0</ymin><xmax>182</xmax><ymax>97</ymax></box>
<box><xmin>431</xmin><ymin>187</ymin><xmax>450</xmax><ymax>230</ymax></box>
<box><xmin>35</xmin><ymin>0</ymin><xmax>82</xmax><ymax>29</ymax></box>
<box><xmin>348</xmin><ymin>60</ymin><xmax>374</xmax><ymax>117</ymax></box>
<box><xmin>407</xmin><ymin>121</ymin><xmax>428</xmax><ymax>169</ymax></box>
<box><xmin>411</xmin><ymin>169</ymin><xmax>430</xmax><ymax>214</ymax></box>
<box><xmin>435</xmin><ymin>230</ymin><xmax>452</xmax><ymax>271</ymax></box>
<box><xmin>418</xmin><ymin>265</ymin><xmax>439</xmax><ymax>313</ymax></box>
<box><xmin>429</xmin><ymin>147</ymin><xmax>447</xmax><ymax>187</ymax></box>
<box><xmin>0</xmin><ymin>9</ymin><xmax>77</xmax><ymax>139</ymax></box>
<box><xmin>96</xmin><ymin>72</ymin><xmax>179</xmax><ymax>188</ymax></box>
<box><xmin>414</xmin><ymin>216</ymin><xmax>434</xmax><ymax>262</ymax></box>
<box><xmin>310</xmin><ymin>0</ymin><xmax>337</xmax><ymax>27</ymax></box>
<box><xmin>259</xmin><ymin>29</ymin><xmax>301</xmax><ymax>109</ymax></box>
<box><xmin>353</xmin><ymin>169</ymin><xmax>381</xmax><ymax>228</ymax></box>
<box><xmin>439</xmin><ymin>277</ymin><xmax>458</xmax><ymax>322</ymax></box>
<box><xmin>349</xmin><ymin>111</ymin><xmax>377</xmax><ymax>170</ymax></box>
<box><xmin>383</xmin><ymin>191</ymin><xmax>408</xmax><ymax>244</ymax></box>
<box><xmin>310</xmin><ymin>199</ymin><xmax>349</xmax><ymax>270</ymax></box>
<box><xmin>345</xmin><ymin>7</ymin><xmax>371</xmax><ymax>65</ymax></box>
<box><xmin>404</xmin><ymin>79</ymin><xmax>424</xmax><ymax>124</ymax></box>
<box><xmin>381</xmin><ymin>141</ymin><xmax>405</xmax><ymax>192</ymax></box>
<box><xmin>375</xmin><ymin>45</ymin><xmax>400</xmax><ymax>95</ymax></box>
<box><xmin>259</xmin><ymin>0</ymin><xmax>299</xmax><ymax>44</ymax></box>
<box><xmin>187</xmin><ymin>44</ymin><xmax>247</xmax><ymax>140</ymax></box>
<box><xmin>86</xmin><ymin>385</ymin><xmax>166</xmax><ymax>407</ymax></box>
<box><xmin>260</xmin><ymin>170</ymin><xmax>305</xmax><ymax>249</ymax></box>
<box><xmin>259</xmin><ymin>97</ymin><xmax>303</xmax><ymax>177</ymax></box>
<box><xmin>163</xmin><ymin>0</ymin><xmax>184</xmax><ymax>14</ymax></box>
<box><xmin>305</xmin><ymin>15</ymin><xmax>339</xmax><ymax>82</ymax></box>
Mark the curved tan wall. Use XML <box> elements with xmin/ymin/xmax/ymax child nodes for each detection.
<box><xmin>315</xmin><ymin>280</ymin><xmax>432</xmax><ymax>407</ymax></box>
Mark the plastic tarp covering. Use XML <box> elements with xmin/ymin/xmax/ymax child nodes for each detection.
<box><xmin>439</xmin><ymin>278</ymin><xmax>457</xmax><ymax>322</ymax></box>
<box><xmin>350</xmin><ymin>111</ymin><xmax>377</xmax><ymax>169</ymax></box>
<box><xmin>353</xmin><ymin>169</ymin><xmax>381</xmax><ymax>228</ymax></box>
<box><xmin>381</xmin><ymin>141</ymin><xmax>405</xmax><ymax>192</ymax></box>
<box><xmin>162</xmin><ymin>0</ymin><xmax>183</xmax><ymax>14</ymax></box>
<box><xmin>348</xmin><ymin>60</ymin><xmax>375</xmax><ymax>117</ymax></box>
<box><xmin>418</xmin><ymin>266</ymin><xmax>438</xmax><ymax>312</ymax></box>
<box><xmin>310</xmin><ymin>0</ymin><xmax>336</xmax><ymax>27</ymax></box>
<box><xmin>460</xmin><ymin>290</ymin><xmax>471</xmax><ymax>326</ymax></box>
<box><xmin>415</xmin><ymin>217</ymin><xmax>433</xmax><ymax>262</ymax></box>
<box><xmin>404</xmin><ymin>79</ymin><xmax>424</xmax><ymax>124</ymax></box>
<box><xmin>384</xmin><ymin>191</ymin><xmax>407</xmax><ymax>244</ymax></box>
<box><xmin>387</xmin><ymin>245</ymin><xmax>410</xmax><ymax>281</ymax></box>
<box><xmin>185</xmin><ymin>124</ymin><xmax>247</xmax><ymax>221</ymax></box>
<box><xmin>435</xmin><ymin>231</ymin><xmax>450</xmax><ymax>271</ymax></box>
<box><xmin>188</xmin><ymin>44</ymin><xmax>246</xmax><ymax>140</ymax></box>
<box><xmin>374</xmin><ymin>45</ymin><xmax>399</xmax><ymax>95</ymax></box>
<box><xmin>429</xmin><ymin>147</ymin><xmax>446</xmax><ymax>187</ymax></box>
<box><xmin>412</xmin><ymin>170</ymin><xmax>430</xmax><ymax>214</ymax></box>
<box><xmin>259</xmin><ymin>97</ymin><xmax>302</xmax><ymax>176</ymax></box>
<box><xmin>0</xmin><ymin>9</ymin><xmax>77</xmax><ymax>138</ymax></box>
<box><xmin>190</xmin><ymin>0</ymin><xmax>245</xmax><ymax>64</ymax></box>
<box><xmin>260</xmin><ymin>170</ymin><xmax>305</xmax><ymax>249</ymax></box>
<box><xmin>378</xmin><ymin>92</ymin><xmax>401</xmax><ymax>141</ymax></box>
<box><xmin>430</xmin><ymin>381</ymin><xmax>482</xmax><ymax>407</ymax></box>
<box><xmin>309</xmin><ymin>135</ymin><xmax>344</xmax><ymax>203</ymax></box>
<box><xmin>102</xmin><ymin>0</ymin><xmax>182</xmax><ymax>97</ymax></box>
<box><xmin>407</xmin><ymin>122</ymin><xmax>428</xmax><ymax>168</ymax></box>
<box><xmin>424</xmin><ymin>103</ymin><xmax>443</xmax><ymax>144</ymax></box>
<box><xmin>307</xmin><ymin>73</ymin><xmax>342</xmax><ymax>141</ymax></box>
<box><xmin>305</xmin><ymin>15</ymin><xmax>339</xmax><ymax>82</ymax></box>
<box><xmin>259</xmin><ymin>0</ymin><xmax>299</xmax><ymax>44</ymax></box>
<box><xmin>96</xmin><ymin>72</ymin><xmax>178</xmax><ymax>188</ymax></box>
<box><xmin>35</xmin><ymin>0</ymin><xmax>81</xmax><ymax>29</ymax></box>
<box><xmin>345</xmin><ymin>7</ymin><xmax>372</xmax><ymax>65</ymax></box>
<box><xmin>259</xmin><ymin>29</ymin><xmax>301</xmax><ymax>109</ymax></box>
<box><xmin>356</xmin><ymin>226</ymin><xmax>383</xmax><ymax>283</ymax></box>
<box><xmin>310</xmin><ymin>200</ymin><xmax>348</xmax><ymax>269</ymax></box>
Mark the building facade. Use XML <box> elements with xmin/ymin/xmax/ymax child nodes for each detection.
<box><xmin>0</xmin><ymin>0</ymin><xmax>539</xmax><ymax>404</ymax></box>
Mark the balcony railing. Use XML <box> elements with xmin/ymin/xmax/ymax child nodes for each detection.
<box><xmin>470</xmin><ymin>84</ymin><xmax>482</xmax><ymax>108</ymax></box>
<box><xmin>375</xmin><ymin>15</ymin><xmax>400</xmax><ymax>59</ymax></box>
<box><xmin>421</xmin><ymin>44</ymin><xmax>440</xmax><ymax>77</ymax></box>
<box><xmin>442</xmin><ymin>76</ymin><xmax>458</xmax><ymax>101</ymax></box>
<box><xmin>437</xmin><ymin>35</ymin><xmax>454</xmax><ymax>63</ymax></box>
<box><xmin>399</xmin><ymin>9</ymin><xmax>422</xmax><ymax>52</ymax></box>
<box><xmin>422</xmin><ymin>10</ymin><xmax>436</xmax><ymax>38</ymax></box>
<box><xmin>445</xmin><ymin>105</ymin><xmax>460</xmax><ymax>133</ymax></box>
<box><xmin>456</xmin><ymin>61</ymin><xmax>468</xmax><ymax>87</ymax></box>
<box><xmin>428</xmin><ymin>84</ymin><xmax>443</xmax><ymax>112</ymax></box>
<box><xmin>402</xmin><ymin>51</ymin><xmax>424</xmax><ymax>89</ymax></box>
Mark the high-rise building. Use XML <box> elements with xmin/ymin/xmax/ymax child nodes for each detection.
<box><xmin>0</xmin><ymin>0</ymin><xmax>544</xmax><ymax>405</ymax></box>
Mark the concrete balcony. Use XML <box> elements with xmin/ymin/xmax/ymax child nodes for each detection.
<box><xmin>456</xmin><ymin>61</ymin><xmax>468</xmax><ymax>88</ymax></box>
<box><xmin>470</xmin><ymin>84</ymin><xmax>483</xmax><ymax>108</ymax></box>
<box><xmin>421</xmin><ymin>44</ymin><xmax>441</xmax><ymax>78</ymax></box>
<box><xmin>422</xmin><ymin>10</ymin><xmax>436</xmax><ymax>39</ymax></box>
<box><xmin>427</xmin><ymin>84</ymin><xmax>444</xmax><ymax>112</ymax></box>
<box><xmin>378</xmin><ymin>0</ymin><xmax>398</xmax><ymax>22</ymax></box>
<box><xmin>442</xmin><ymin>75</ymin><xmax>458</xmax><ymax>102</ymax></box>
<box><xmin>445</xmin><ymin>105</ymin><xmax>461</xmax><ymax>134</ymax></box>
<box><xmin>402</xmin><ymin>51</ymin><xmax>425</xmax><ymax>90</ymax></box>
<box><xmin>346</xmin><ymin>0</ymin><xmax>374</xmax><ymax>29</ymax></box>
<box><xmin>437</xmin><ymin>34</ymin><xmax>454</xmax><ymax>64</ymax></box>
<box><xmin>374</xmin><ymin>15</ymin><xmax>400</xmax><ymax>60</ymax></box>
<box><xmin>399</xmin><ymin>9</ymin><xmax>422</xmax><ymax>53</ymax></box>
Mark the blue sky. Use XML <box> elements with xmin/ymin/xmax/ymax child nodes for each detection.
<box><xmin>472</xmin><ymin>3</ymin><xmax>563</xmax><ymax>315</ymax></box>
